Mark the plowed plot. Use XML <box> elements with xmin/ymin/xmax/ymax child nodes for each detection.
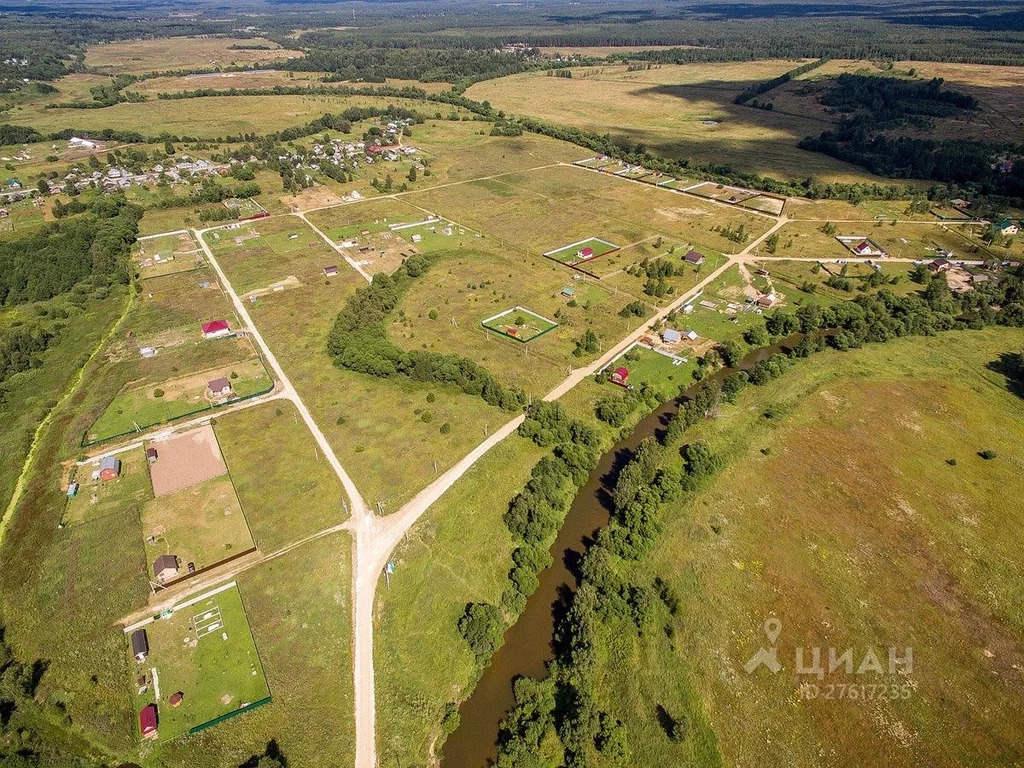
<box><xmin>149</xmin><ymin>425</ymin><xmax>227</xmax><ymax>498</ymax></box>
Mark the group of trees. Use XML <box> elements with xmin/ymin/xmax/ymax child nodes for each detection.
<box><xmin>734</xmin><ymin>57</ymin><xmax>830</xmax><ymax>106</ymax></box>
<box><xmin>326</xmin><ymin>258</ymin><xmax>527</xmax><ymax>412</ymax></box>
<box><xmin>0</xmin><ymin>195</ymin><xmax>140</xmax><ymax>306</ymax></box>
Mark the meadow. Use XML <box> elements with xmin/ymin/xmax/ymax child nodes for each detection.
<box><xmin>466</xmin><ymin>63</ymin><xmax>882</xmax><ymax>183</ymax></box>
<box><xmin>215</xmin><ymin>400</ymin><xmax>348</xmax><ymax>552</ymax></box>
<box><xmin>593</xmin><ymin>329</ymin><xmax>1024</xmax><ymax>767</ymax></box>
<box><xmin>84</xmin><ymin>36</ymin><xmax>304</xmax><ymax>74</ymax></box>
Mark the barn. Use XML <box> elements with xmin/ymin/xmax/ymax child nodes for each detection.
<box><xmin>99</xmin><ymin>456</ymin><xmax>122</xmax><ymax>481</ymax></box>
<box><xmin>131</xmin><ymin>629</ymin><xmax>149</xmax><ymax>662</ymax></box>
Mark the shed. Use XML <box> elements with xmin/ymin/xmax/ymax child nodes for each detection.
<box><xmin>208</xmin><ymin>377</ymin><xmax>232</xmax><ymax>397</ymax></box>
<box><xmin>323</xmin><ymin>265</ymin><xmax>339</xmax><ymax>277</ymax></box>
<box><xmin>684</xmin><ymin>330</ymin><xmax>699</xmax><ymax>341</ymax></box>
<box><xmin>130</xmin><ymin>629</ymin><xmax>149</xmax><ymax>662</ymax></box>
<box><xmin>99</xmin><ymin>456</ymin><xmax>121</xmax><ymax>481</ymax></box>
<box><xmin>611</xmin><ymin>366</ymin><xmax>629</xmax><ymax>385</ymax></box>
<box><xmin>168</xmin><ymin>691</ymin><xmax>184</xmax><ymax>708</ymax></box>
<box><xmin>139</xmin><ymin>704</ymin><xmax>158</xmax><ymax>739</ymax></box>
<box><xmin>684</xmin><ymin>249</ymin><xmax>705</xmax><ymax>265</ymax></box>
<box><xmin>561</xmin><ymin>286</ymin><xmax>576</xmax><ymax>297</ymax></box>
<box><xmin>153</xmin><ymin>554</ymin><xmax>179</xmax><ymax>584</ymax></box>
<box><xmin>146</xmin><ymin>447</ymin><xmax>158</xmax><ymax>463</ymax></box>
<box><xmin>662</xmin><ymin>328</ymin><xmax>682</xmax><ymax>343</ymax></box>
<box><xmin>67</xmin><ymin>482</ymin><xmax>79</xmax><ymax>499</ymax></box>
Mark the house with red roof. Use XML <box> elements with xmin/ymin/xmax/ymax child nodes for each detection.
<box><xmin>611</xmin><ymin>366</ymin><xmax>629</xmax><ymax>385</ymax></box>
<box><xmin>576</xmin><ymin>246</ymin><xmax>595</xmax><ymax>260</ymax></box>
<box><xmin>139</xmin><ymin>704</ymin><xmax>158</xmax><ymax>740</ymax></box>
<box><xmin>201</xmin><ymin>320</ymin><xmax>231</xmax><ymax>339</ymax></box>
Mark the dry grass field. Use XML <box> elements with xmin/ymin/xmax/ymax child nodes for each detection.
<box><xmin>130</xmin><ymin>69</ymin><xmax>329</xmax><ymax>97</ymax></box>
<box><xmin>466</xmin><ymin>63</ymin><xmax>882</xmax><ymax>183</ymax></box>
<box><xmin>3</xmin><ymin>94</ymin><xmax>463</xmax><ymax>139</ymax></box>
<box><xmin>84</xmin><ymin>36</ymin><xmax>304</xmax><ymax>74</ymax></box>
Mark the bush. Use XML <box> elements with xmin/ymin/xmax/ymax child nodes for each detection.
<box><xmin>153</xmin><ymin>388</ymin><xmax>164</xmax><ymax>398</ymax></box>
<box><xmin>978</xmin><ymin>449</ymin><xmax>997</xmax><ymax>460</ymax></box>
<box><xmin>440</xmin><ymin>422</ymin><xmax>451</xmax><ymax>434</ymax></box>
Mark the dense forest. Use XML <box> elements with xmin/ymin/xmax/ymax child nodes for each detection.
<box><xmin>799</xmin><ymin>75</ymin><xmax>1022</xmax><ymax>193</ymax></box>
<box><xmin>0</xmin><ymin>195</ymin><xmax>140</xmax><ymax>306</ymax></box>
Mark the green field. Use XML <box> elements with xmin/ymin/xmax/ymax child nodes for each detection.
<box><xmin>585</xmin><ymin>329</ymin><xmax>1024</xmax><ymax>767</ymax></box>
<box><xmin>135</xmin><ymin>231</ymin><xmax>204</xmax><ymax>279</ymax></box>
<box><xmin>215</xmin><ymin>401</ymin><xmax>348</xmax><ymax>552</ymax></box>
<box><xmin>603</xmin><ymin>344</ymin><xmax>692</xmax><ymax>396</ymax></box>
<box><xmin>128</xmin><ymin>583</ymin><xmax>270</xmax><ymax>741</ymax></box>
<box><xmin>64</xmin><ymin>447</ymin><xmax>153</xmax><ymax>527</ymax></box>
<box><xmin>204</xmin><ymin>216</ymin><xmax>329</xmax><ymax>292</ymax></box>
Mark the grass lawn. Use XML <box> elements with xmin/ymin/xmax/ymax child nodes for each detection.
<box><xmin>375</xmin><ymin>434</ymin><xmax>548</xmax><ymax>766</ymax></box>
<box><xmin>544</xmin><ymin>236</ymin><xmax>619</xmax><ymax>265</ymax></box>
<box><xmin>86</xmin><ymin>357</ymin><xmax>271</xmax><ymax>443</ymax></box>
<box><xmin>128</xmin><ymin>583</ymin><xmax>270</xmax><ymax>742</ymax></box>
<box><xmin>589</xmin><ymin>328</ymin><xmax>1024</xmax><ymax>767</ymax></box>
<box><xmin>64</xmin><ymin>447</ymin><xmax>153</xmax><ymax>527</ymax></box>
<box><xmin>140</xmin><ymin>474</ymin><xmax>254</xmax><ymax>574</ymax></box>
<box><xmin>607</xmin><ymin>344</ymin><xmax>693</xmax><ymax>398</ymax></box>
<box><xmin>304</xmin><ymin>198</ymin><xmax>424</xmax><ymax>242</ymax></box>
<box><xmin>215</xmin><ymin>401</ymin><xmax>348</xmax><ymax>552</ymax></box>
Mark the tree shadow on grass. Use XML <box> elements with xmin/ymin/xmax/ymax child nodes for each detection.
<box><xmin>987</xmin><ymin>351</ymin><xmax>1024</xmax><ymax>399</ymax></box>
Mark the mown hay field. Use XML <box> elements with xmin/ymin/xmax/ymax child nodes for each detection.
<box><xmin>84</xmin><ymin>36</ymin><xmax>304</xmax><ymax>74</ymax></box>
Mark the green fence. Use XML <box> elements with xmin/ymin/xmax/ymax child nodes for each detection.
<box><xmin>188</xmin><ymin>695</ymin><xmax>271</xmax><ymax>734</ymax></box>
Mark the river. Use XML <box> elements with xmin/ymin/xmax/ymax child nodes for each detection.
<box><xmin>440</xmin><ymin>339</ymin><xmax>797</xmax><ymax>767</ymax></box>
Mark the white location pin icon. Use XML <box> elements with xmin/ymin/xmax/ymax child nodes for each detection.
<box><xmin>764</xmin><ymin>617</ymin><xmax>782</xmax><ymax>645</ymax></box>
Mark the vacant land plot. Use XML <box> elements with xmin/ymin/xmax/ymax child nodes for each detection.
<box><xmin>135</xmin><ymin>231</ymin><xmax>204</xmax><ymax>278</ymax></box>
<box><xmin>604</xmin><ymin>343</ymin><xmax>691</xmax><ymax>395</ymax></box>
<box><xmin>593</xmin><ymin>330</ymin><xmax>1024</xmax><ymax>767</ymax></box>
<box><xmin>128</xmin><ymin>583</ymin><xmax>270</xmax><ymax>741</ymax></box>
<box><xmin>0</xmin><ymin>199</ymin><xmax>46</xmax><ymax>239</ymax></box>
<box><xmin>141</xmin><ymin>474</ymin><xmax>253</xmax><ymax>576</ymax></box>
<box><xmin>86</xmin><ymin>36</ymin><xmax>303</xmax><ymax>74</ymax></box>
<box><xmin>64</xmin><ymin>448</ymin><xmax>153</xmax><ymax>527</ymax></box>
<box><xmin>204</xmin><ymin>216</ymin><xmax>328</xmax><ymax>291</ymax></box>
<box><xmin>305</xmin><ymin>198</ymin><xmax>424</xmax><ymax>242</ymax></box>
<box><xmin>405</xmin><ymin>164</ymin><xmax>772</xmax><ymax>259</ymax></box>
<box><xmin>148</xmin><ymin>425</ymin><xmax>228</xmax><ymax>498</ymax></box>
<box><xmin>467</xmin><ymin>63</ymin><xmax>881</xmax><ymax>183</ymax></box>
<box><xmin>215</xmin><ymin>401</ymin><xmax>347</xmax><ymax>551</ymax></box>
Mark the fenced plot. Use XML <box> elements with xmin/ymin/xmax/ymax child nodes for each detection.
<box><xmin>224</xmin><ymin>198</ymin><xmax>265</xmax><ymax>217</ymax></box>
<box><xmin>127</xmin><ymin>583</ymin><xmax>270</xmax><ymax>741</ymax></box>
<box><xmin>148</xmin><ymin>424</ymin><xmax>228</xmax><ymax>497</ymax></box>
<box><xmin>543</xmin><ymin>237</ymin><xmax>620</xmax><ymax>267</ymax></box>
<box><xmin>481</xmin><ymin>306</ymin><xmax>559</xmax><ymax>343</ymax></box>
<box><xmin>135</xmin><ymin>231</ymin><xmax>204</xmax><ymax>278</ymax></box>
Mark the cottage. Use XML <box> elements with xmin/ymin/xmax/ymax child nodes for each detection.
<box><xmin>928</xmin><ymin>258</ymin><xmax>952</xmax><ymax>273</ymax></box>
<box><xmin>756</xmin><ymin>294</ymin><xmax>778</xmax><ymax>309</ymax></box>
<box><xmin>576</xmin><ymin>246</ymin><xmax>595</xmax><ymax>260</ymax></box>
<box><xmin>611</xmin><ymin>366</ymin><xmax>629</xmax><ymax>385</ymax></box>
<box><xmin>996</xmin><ymin>218</ymin><xmax>1019</xmax><ymax>236</ymax></box>
<box><xmin>323</xmin><ymin>265</ymin><xmax>339</xmax><ymax>277</ymax></box>
<box><xmin>153</xmin><ymin>554</ymin><xmax>179</xmax><ymax>584</ymax></box>
<box><xmin>139</xmin><ymin>704</ymin><xmax>158</xmax><ymax>740</ymax></box>
<box><xmin>200</xmin><ymin>320</ymin><xmax>231</xmax><ymax>339</ymax></box>
<box><xmin>99</xmin><ymin>456</ymin><xmax>121</xmax><ymax>481</ymax></box>
<box><xmin>208</xmin><ymin>377</ymin><xmax>233</xmax><ymax>397</ymax></box>
<box><xmin>662</xmin><ymin>328</ymin><xmax>682</xmax><ymax>343</ymax></box>
<box><xmin>131</xmin><ymin>629</ymin><xmax>149</xmax><ymax>662</ymax></box>
<box><xmin>145</xmin><ymin>447</ymin><xmax>158</xmax><ymax>464</ymax></box>
<box><xmin>684</xmin><ymin>249</ymin><xmax>705</xmax><ymax>265</ymax></box>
